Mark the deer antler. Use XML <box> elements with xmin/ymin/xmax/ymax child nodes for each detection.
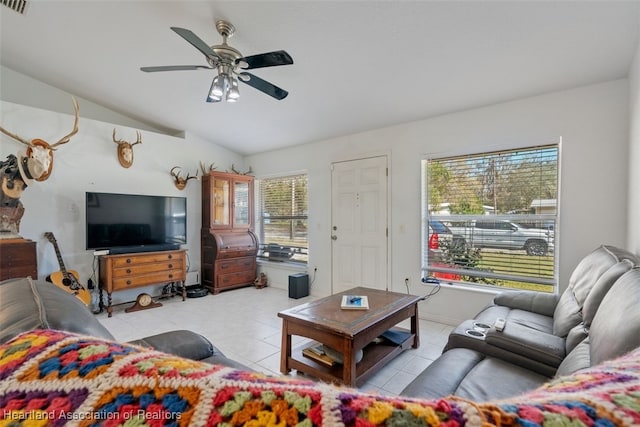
<box><xmin>131</xmin><ymin>131</ymin><xmax>142</xmax><ymax>146</ymax></box>
<box><xmin>0</xmin><ymin>125</ymin><xmax>34</xmax><ymax>147</ymax></box>
<box><xmin>113</xmin><ymin>129</ymin><xmax>143</xmax><ymax>146</ymax></box>
<box><xmin>199</xmin><ymin>161</ymin><xmax>217</xmax><ymax>174</ymax></box>
<box><xmin>49</xmin><ymin>97</ymin><xmax>79</xmax><ymax>149</ymax></box>
<box><xmin>0</xmin><ymin>97</ymin><xmax>79</xmax><ymax>150</ymax></box>
<box><xmin>230</xmin><ymin>164</ymin><xmax>254</xmax><ymax>175</ymax></box>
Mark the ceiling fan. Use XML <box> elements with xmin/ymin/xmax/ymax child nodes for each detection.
<box><xmin>141</xmin><ymin>20</ymin><xmax>293</xmax><ymax>103</ymax></box>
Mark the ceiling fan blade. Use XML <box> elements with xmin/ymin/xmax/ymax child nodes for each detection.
<box><xmin>238</xmin><ymin>50</ymin><xmax>293</xmax><ymax>70</ymax></box>
<box><xmin>141</xmin><ymin>65</ymin><xmax>213</xmax><ymax>72</ymax></box>
<box><xmin>170</xmin><ymin>27</ymin><xmax>219</xmax><ymax>60</ymax></box>
<box><xmin>241</xmin><ymin>72</ymin><xmax>288</xmax><ymax>100</ymax></box>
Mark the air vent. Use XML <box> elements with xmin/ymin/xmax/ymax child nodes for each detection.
<box><xmin>1</xmin><ymin>0</ymin><xmax>28</xmax><ymax>14</ymax></box>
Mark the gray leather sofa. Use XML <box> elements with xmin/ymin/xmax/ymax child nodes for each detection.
<box><xmin>0</xmin><ymin>277</ymin><xmax>249</xmax><ymax>370</ymax></box>
<box><xmin>401</xmin><ymin>245</ymin><xmax>640</xmax><ymax>401</ymax></box>
<box><xmin>445</xmin><ymin>245</ymin><xmax>639</xmax><ymax>376</ymax></box>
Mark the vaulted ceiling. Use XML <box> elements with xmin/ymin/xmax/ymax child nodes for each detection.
<box><xmin>1</xmin><ymin>1</ymin><xmax>639</xmax><ymax>155</ymax></box>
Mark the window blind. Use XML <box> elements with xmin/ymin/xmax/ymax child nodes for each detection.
<box><xmin>422</xmin><ymin>144</ymin><xmax>559</xmax><ymax>292</ymax></box>
<box><xmin>258</xmin><ymin>174</ymin><xmax>309</xmax><ymax>263</ymax></box>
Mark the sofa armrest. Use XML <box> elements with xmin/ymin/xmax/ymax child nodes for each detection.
<box><xmin>128</xmin><ymin>330</ymin><xmax>215</xmax><ymax>361</ymax></box>
<box><xmin>485</xmin><ymin>321</ymin><xmax>565</xmax><ymax>367</ymax></box>
<box><xmin>494</xmin><ymin>291</ymin><xmax>559</xmax><ymax>317</ymax></box>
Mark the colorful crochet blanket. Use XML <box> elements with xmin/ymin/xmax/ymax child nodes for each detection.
<box><xmin>1</xmin><ymin>330</ymin><xmax>640</xmax><ymax>426</ymax></box>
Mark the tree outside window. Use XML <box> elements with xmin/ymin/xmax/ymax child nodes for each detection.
<box><xmin>422</xmin><ymin>144</ymin><xmax>559</xmax><ymax>292</ymax></box>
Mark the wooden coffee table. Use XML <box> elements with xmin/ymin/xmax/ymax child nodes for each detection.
<box><xmin>278</xmin><ymin>286</ymin><xmax>422</xmax><ymax>387</ymax></box>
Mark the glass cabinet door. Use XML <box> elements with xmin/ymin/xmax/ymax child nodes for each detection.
<box><xmin>212</xmin><ymin>177</ymin><xmax>230</xmax><ymax>226</ymax></box>
<box><xmin>234</xmin><ymin>180</ymin><xmax>250</xmax><ymax>226</ymax></box>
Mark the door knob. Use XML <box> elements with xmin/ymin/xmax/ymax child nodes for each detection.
<box><xmin>331</xmin><ymin>235</ymin><xmax>338</xmax><ymax>240</ymax></box>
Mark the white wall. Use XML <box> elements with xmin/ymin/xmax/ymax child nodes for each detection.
<box><xmin>628</xmin><ymin>16</ymin><xmax>640</xmax><ymax>253</ymax></box>
<box><xmin>0</xmin><ymin>100</ymin><xmax>244</xmax><ymax>304</ymax></box>
<box><xmin>248</xmin><ymin>80</ymin><xmax>631</xmax><ymax>325</ymax></box>
<box><xmin>1</xmin><ymin>68</ymin><xmax>633</xmax><ymax>324</ymax></box>
<box><xmin>0</xmin><ymin>66</ymin><xmax>174</xmax><ymax>135</ymax></box>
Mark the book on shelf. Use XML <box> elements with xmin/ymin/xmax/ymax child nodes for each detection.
<box><xmin>380</xmin><ymin>329</ymin><xmax>412</xmax><ymax>346</ymax></box>
<box><xmin>302</xmin><ymin>344</ymin><xmax>335</xmax><ymax>367</ymax></box>
<box><xmin>341</xmin><ymin>295</ymin><xmax>369</xmax><ymax>310</ymax></box>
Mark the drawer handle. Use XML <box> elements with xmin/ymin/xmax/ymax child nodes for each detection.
<box><xmin>168</xmin><ymin>264</ymin><xmax>173</xmax><ymax>269</ymax></box>
<box><xmin>126</xmin><ymin>280</ymin><xmax>131</xmax><ymax>285</ymax></box>
<box><xmin>126</xmin><ymin>269</ymin><xmax>131</xmax><ymax>274</ymax></box>
<box><xmin>168</xmin><ymin>274</ymin><xmax>173</xmax><ymax>279</ymax></box>
<box><xmin>126</xmin><ymin>259</ymin><xmax>132</xmax><ymax>264</ymax></box>
<box><xmin>168</xmin><ymin>254</ymin><xmax>173</xmax><ymax>259</ymax></box>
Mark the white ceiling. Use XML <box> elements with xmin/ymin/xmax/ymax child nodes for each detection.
<box><xmin>1</xmin><ymin>1</ymin><xmax>639</xmax><ymax>155</ymax></box>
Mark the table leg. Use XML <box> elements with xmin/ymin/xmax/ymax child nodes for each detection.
<box><xmin>280</xmin><ymin>321</ymin><xmax>292</xmax><ymax>374</ymax></box>
<box><xmin>107</xmin><ymin>292</ymin><xmax>113</xmax><ymax>318</ymax></box>
<box><xmin>342</xmin><ymin>339</ymin><xmax>356</xmax><ymax>387</ymax></box>
<box><xmin>411</xmin><ymin>304</ymin><xmax>420</xmax><ymax>348</ymax></box>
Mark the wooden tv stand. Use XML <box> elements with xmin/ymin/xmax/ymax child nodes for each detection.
<box><xmin>99</xmin><ymin>249</ymin><xmax>187</xmax><ymax>317</ymax></box>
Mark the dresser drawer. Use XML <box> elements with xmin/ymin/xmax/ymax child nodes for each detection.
<box><xmin>216</xmin><ymin>257</ymin><xmax>256</xmax><ymax>274</ymax></box>
<box><xmin>111</xmin><ymin>252</ymin><xmax>184</xmax><ymax>268</ymax></box>
<box><xmin>113</xmin><ymin>260</ymin><xmax>184</xmax><ymax>277</ymax></box>
<box><xmin>98</xmin><ymin>249</ymin><xmax>187</xmax><ymax>317</ymax></box>
<box><xmin>112</xmin><ymin>269</ymin><xmax>183</xmax><ymax>290</ymax></box>
<box><xmin>216</xmin><ymin>270</ymin><xmax>256</xmax><ymax>289</ymax></box>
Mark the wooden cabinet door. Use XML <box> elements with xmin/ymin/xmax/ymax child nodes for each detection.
<box><xmin>202</xmin><ymin>171</ymin><xmax>254</xmax><ymax>231</ymax></box>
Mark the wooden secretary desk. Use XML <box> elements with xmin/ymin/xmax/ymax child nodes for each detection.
<box><xmin>201</xmin><ymin>171</ymin><xmax>258</xmax><ymax>294</ymax></box>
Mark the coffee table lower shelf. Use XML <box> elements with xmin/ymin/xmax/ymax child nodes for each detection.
<box><xmin>289</xmin><ymin>331</ymin><xmax>415</xmax><ymax>387</ymax></box>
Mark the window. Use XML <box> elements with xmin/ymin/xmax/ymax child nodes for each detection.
<box><xmin>422</xmin><ymin>144</ymin><xmax>559</xmax><ymax>292</ymax></box>
<box><xmin>257</xmin><ymin>174</ymin><xmax>309</xmax><ymax>263</ymax></box>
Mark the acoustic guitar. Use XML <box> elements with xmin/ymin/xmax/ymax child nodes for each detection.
<box><xmin>44</xmin><ymin>232</ymin><xmax>91</xmax><ymax>305</ymax></box>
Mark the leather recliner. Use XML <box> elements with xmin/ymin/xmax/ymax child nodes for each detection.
<box><xmin>473</xmin><ymin>245</ymin><xmax>639</xmax><ymax>336</ymax></box>
<box><xmin>443</xmin><ymin>245</ymin><xmax>639</xmax><ymax>376</ymax></box>
<box><xmin>0</xmin><ymin>277</ymin><xmax>250</xmax><ymax>370</ymax></box>
<box><xmin>401</xmin><ymin>256</ymin><xmax>640</xmax><ymax>402</ymax></box>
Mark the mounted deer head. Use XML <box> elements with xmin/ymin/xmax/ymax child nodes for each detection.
<box><xmin>112</xmin><ymin>129</ymin><xmax>142</xmax><ymax>168</ymax></box>
<box><xmin>170</xmin><ymin>166</ymin><xmax>198</xmax><ymax>190</ymax></box>
<box><xmin>0</xmin><ymin>97</ymin><xmax>79</xmax><ymax>181</ymax></box>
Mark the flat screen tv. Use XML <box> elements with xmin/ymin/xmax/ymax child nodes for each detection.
<box><xmin>86</xmin><ymin>192</ymin><xmax>186</xmax><ymax>253</ymax></box>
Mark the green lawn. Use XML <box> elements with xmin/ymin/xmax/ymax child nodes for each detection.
<box><xmin>476</xmin><ymin>250</ymin><xmax>555</xmax><ymax>293</ymax></box>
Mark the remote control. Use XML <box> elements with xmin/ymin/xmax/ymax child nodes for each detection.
<box><xmin>494</xmin><ymin>318</ymin><xmax>506</xmax><ymax>332</ymax></box>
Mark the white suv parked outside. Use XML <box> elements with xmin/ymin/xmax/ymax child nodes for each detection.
<box><xmin>448</xmin><ymin>219</ymin><xmax>554</xmax><ymax>256</ymax></box>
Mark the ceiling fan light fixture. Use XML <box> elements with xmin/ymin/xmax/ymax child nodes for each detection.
<box><xmin>206</xmin><ymin>93</ymin><xmax>222</xmax><ymax>103</ymax></box>
<box><xmin>210</xmin><ymin>75</ymin><xmax>224</xmax><ymax>97</ymax></box>
<box><xmin>143</xmin><ymin>23</ymin><xmax>292</xmax><ymax>103</ymax></box>
<box><xmin>227</xmin><ymin>77</ymin><xmax>240</xmax><ymax>100</ymax></box>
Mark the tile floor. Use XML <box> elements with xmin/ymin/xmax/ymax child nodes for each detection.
<box><xmin>97</xmin><ymin>286</ymin><xmax>454</xmax><ymax>395</ymax></box>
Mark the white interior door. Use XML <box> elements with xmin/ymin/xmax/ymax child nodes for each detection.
<box><xmin>331</xmin><ymin>156</ymin><xmax>388</xmax><ymax>293</ymax></box>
